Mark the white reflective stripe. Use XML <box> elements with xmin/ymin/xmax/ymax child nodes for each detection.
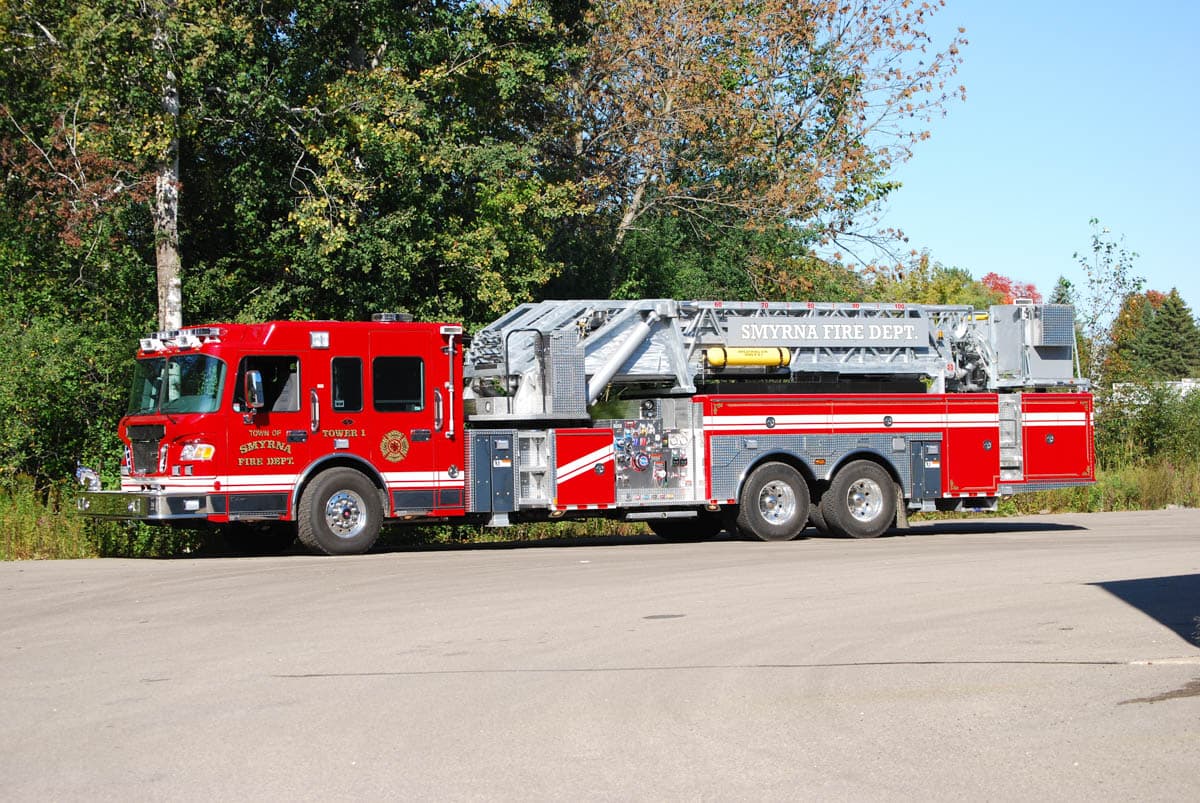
<box><xmin>381</xmin><ymin>471</ymin><xmax>465</xmax><ymax>488</ymax></box>
<box><xmin>124</xmin><ymin>470</ymin><xmax>467</xmax><ymax>494</ymax></box>
<box><xmin>558</xmin><ymin>457</ymin><xmax>614</xmax><ymax>485</ymax></box>
<box><xmin>557</xmin><ymin>444</ymin><xmax>615</xmax><ymax>483</ymax></box>
<box><xmin>216</xmin><ymin>472</ymin><xmax>295</xmax><ymax>492</ymax></box>
<box><xmin>220</xmin><ymin>473</ymin><xmax>297</xmax><ymax>485</ymax></box>
<box><xmin>704</xmin><ymin>414</ymin><xmax>1000</xmax><ymax>425</ymax></box>
<box><xmin>123</xmin><ymin>473</ymin><xmax>297</xmax><ymax>493</ymax></box>
<box><xmin>704</xmin><ymin>414</ymin><xmax>833</xmax><ymax>427</ymax></box>
<box><xmin>123</xmin><ymin>477</ymin><xmax>215</xmax><ymax>490</ymax></box>
<box><xmin>703</xmin><ymin>413</ymin><xmax>1000</xmax><ymax>432</ymax></box>
<box><xmin>1023</xmin><ymin>412</ymin><xmax>1090</xmax><ymax>426</ymax></box>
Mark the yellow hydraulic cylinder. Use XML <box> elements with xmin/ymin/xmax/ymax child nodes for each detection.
<box><xmin>706</xmin><ymin>347</ymin><xmax>792</xmax><ymax>369</ymax></box>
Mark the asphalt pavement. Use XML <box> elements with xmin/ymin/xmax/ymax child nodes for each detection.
<box><xmin>1</xmin><ymin>509</ymin><xmax>1198</xmax><ymax>800</ymax></box>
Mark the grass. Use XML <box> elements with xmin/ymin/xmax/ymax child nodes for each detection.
<box><xmin>0</xmin><ymin>477</ymin><xmax>202</xmax><ymax>560</ymax></box>
<box><xmin>1003</xmin><ymin>461</ymin><xmax>1200</xmax><ymax>515</ymax></box>
<box><xmin>0</xmin><ymin>479</ymin><xmax>96</xmax><ymax>560</ymax></box>
<box><xmin>4</xmin><ymin>460</ymin><xmax>1197</xmax><ymax>560</ymax></box>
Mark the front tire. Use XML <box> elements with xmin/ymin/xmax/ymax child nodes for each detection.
<box><xmin>821</xmin><ymin>460</ymin><xmax>896</xmax><ymax>539</ymax></box>
<box><xmin>297</xmin><ymin>468</ymin><xmax>384</xmax><ymax>555</ymax></box>
<box><xmin>735</xmin><ymin>462</ymin><xmax>810</xmax><ymax>542</ymax></box>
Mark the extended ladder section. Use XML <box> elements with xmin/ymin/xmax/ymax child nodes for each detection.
<box><xmin>463</xmin><ymin>299</ymin><xmax>1085</xmax><ymax>422</ymax></box>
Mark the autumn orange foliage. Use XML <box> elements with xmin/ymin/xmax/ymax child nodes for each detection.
<box><xmin>980</xmin><ymin>272</ymin><xmax>1042</xmax><ymax>304</ymax></box>
<box><xmin>573</xmin><ymin>0</ymin><xmax>968</xmax><ymax>250</ymax></box>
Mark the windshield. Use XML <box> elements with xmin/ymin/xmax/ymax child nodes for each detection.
<box><xmin>128</xmin><ymin>354</ymin><xmax>227</xmax><ymax>415</ymax></box>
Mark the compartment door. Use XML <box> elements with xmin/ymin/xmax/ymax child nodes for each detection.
<box><xmin>553</xmin><ymin>429</ymin><xmax>616</xmax><ymax>510</ymax></box>
<box><xmin>943</xmin><ymin>395</ymin><xmax>1001</xmax><ymax>495</ymax></box>
<box><xmin>1023</xmin><ymin>393</ymin><xmax>1095</xmax><ymax>481</ymax></box>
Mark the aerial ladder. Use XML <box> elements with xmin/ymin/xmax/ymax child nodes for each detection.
<box><xmin>463</xmin><ymin>298</ymin><xmax>1085</xmax><ymax>422</ymax></box>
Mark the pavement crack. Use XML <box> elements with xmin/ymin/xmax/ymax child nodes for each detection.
<box><xmin>272</xmin><ymin>659</ymin><xmax>1128</xmax><ymax>679</ymax></box>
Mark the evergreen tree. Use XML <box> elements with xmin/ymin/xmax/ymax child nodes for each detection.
<box><xmin>1138</xmin><ymin>289</ymin><xmax>1200</xmax><ymax>379</ymax></box>
<box><xmin>1105</xmin><ymin>292</ymin><xmax>1161</xmax><ymax>382</ymax></box>
<box><xmin>1049</xmin><ymin>276</ymin><xmax>1074</xmax><ymax>305</ymax></box>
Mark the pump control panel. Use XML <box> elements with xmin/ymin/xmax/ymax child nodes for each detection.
<box><xmin>603</xmin><ymin>417</ymin><xmax>695</xmax><ymax>503</ymax></box>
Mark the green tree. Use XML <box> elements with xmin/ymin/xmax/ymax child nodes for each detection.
<box><xmin>1137</xmin><ymin>290</ymin><xmax>1200</xmax><ymax>380</ymax></box>
<box><xmin>0</xmin><ymin>1</ymin><xmax>592</xmax><ymax>489</ymax></box>
<box><xmin>1049</xmin><ymin>276</ymin><xmax>1074</xmax><ymax>305</ymax></box>
<box><xmin>866</xmin><ymin>252</ymin><xmax>1002</xmax><ymax>307</ymax></box>
<box><xmin>263</xmin><ymin>0</ymin><xmax>588</xmax><ymax>327</ymax></box>
<box><xmin>1104</xmin><ymin>291</ymin><xmax>1161</xmax><ymax>383</ymax></box>
<box><xmin>0</xmin><ymin>2</ymin><xmax>167</xmax><ymax>488</ymax></box>
<box><xmin>608</xmin><ymin>216</ymin><xmax>864</xmax><ymax>301</ymax></box>
<box><xmin>1</xmin><ymin>0</ymin><xmax>262</xmax><ymax>330</ymax></box>
<box><xmin>1073</xmin><ymin>219</ymin><xmax>1144</xmax><ymax>383</ymax></box>
<box><xmin>568</xmin><ymin>0</ymin><xmax>967</xmax><ymax>296</ymax></box>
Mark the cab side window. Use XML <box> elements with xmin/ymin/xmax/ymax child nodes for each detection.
<box><xmin>332</xmin><ymin>357</ymin><xmax>363</xmax><ymax>412</ymax></box>
<box><xmin>233</xmin><ymin>356</ymin><xmax>300</xmax><ymax>412</ymax></box>
<box><xmin>373</xmin><ymin>356</ymin><xmax>424</xmax><ymax>412</ymax></box>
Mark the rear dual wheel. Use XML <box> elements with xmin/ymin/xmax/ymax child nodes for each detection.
<box><xmin>808</xmin><ymin>499</ymin><xmax>830</xmax><ymax>535</ymax></box>
<box><xmin>736</xmin><ymin>462</ymin><xmax>810</xmax><ymax>542</ymax></box>
<box><xmin>819</xmin><ymin>460</ymin><xmax>896</xmax><ymax>540</ymax></box>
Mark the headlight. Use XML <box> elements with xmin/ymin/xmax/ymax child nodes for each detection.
<box><xmin>179</xmin><ymin>443</ymin><xmax>216</xmax><ymax>461</ymax></box>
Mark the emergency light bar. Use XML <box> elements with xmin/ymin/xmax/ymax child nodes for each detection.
<box><xmin>139</xmin><ymin>327</ymin><xmax>224</xmax><ymax>353</ymax></box>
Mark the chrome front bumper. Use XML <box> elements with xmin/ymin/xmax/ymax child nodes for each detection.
<box><xmin>76</xmin><ymin>490</ymin><xmax>213</xmax><ymax>521</ymax></box>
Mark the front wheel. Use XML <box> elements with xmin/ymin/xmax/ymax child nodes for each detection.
<box><xmin>820</xmin><ymin>460</ymin><xmax>896</xmax><ymax>539</ymax></box>
<box><xmin>297</xmin><ymin>468</ymin><xmax>384</xmax><ymax>555</ymax></box>
<box><xmin>735</xmin><ymin>462</ymin><xmax>810</xmax><ymax>542</ymax></box>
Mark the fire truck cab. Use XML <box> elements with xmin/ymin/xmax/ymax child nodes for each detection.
<box><xmin>78</xmin><ymin>299</ymin><xmax>1095</xmax><ymax>555</ymax></box>
<box><xmin>79</xmin><ymin>315</ymin><xmax>467</xmax><ymax>554</ymax></box>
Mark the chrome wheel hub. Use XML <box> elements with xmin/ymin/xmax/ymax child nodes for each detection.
<box><xmin>324</xmin><ymin>490</ymin><xmax>367</xmax><ymax>539</ymax></box>
<box><xmin>846</xmin><ymin>478</ymin><xmax>884</xmax><ymax>522</ymax></box>
<box><xmin>758</xmin><ymin>480</ymin><xmax>797</xmax><ymax>524</ymax></box>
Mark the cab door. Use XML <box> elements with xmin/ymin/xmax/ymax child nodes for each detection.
<box><xmin>228</xmin><ymin>353</ymin><xmax>313</xmax><ymax>519</ymax></box>
<box><xmin>366</xmin><ymin>326</ymin><xmax>465</xmax><ymax>516</ymax></box>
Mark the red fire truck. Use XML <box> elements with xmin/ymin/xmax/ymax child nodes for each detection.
<box><xmin>77</xmin><ymin>299</ymin><xmax>1094</xmax><ymax>554</ymax></box>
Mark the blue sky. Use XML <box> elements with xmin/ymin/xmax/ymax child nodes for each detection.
<box><xmin>878</xmin><ymin>0</ymin><xmax>1199</xmax><ymax>312</ymax></box>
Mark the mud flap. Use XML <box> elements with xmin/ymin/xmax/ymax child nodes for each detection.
<box><xmin>894</xmin><ymin>484</ymin><xmax>910</xmax><ymax>530</ymax></box>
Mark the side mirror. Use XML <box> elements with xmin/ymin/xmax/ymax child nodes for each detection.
<box><xmin>244</xmin><ymin>370</ymin><xmax>265</xmax><ymax>411</ymax></box>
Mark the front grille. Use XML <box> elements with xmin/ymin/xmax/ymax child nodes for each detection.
<box><xmin>130</xmin><ymin>440</ymin><xmax>160</xmax><ymax>474</ymax></box>
<box><xmin>126</xmin><ymin>424</ymin><xmax>166</xmax><ymax>475</ymax></box>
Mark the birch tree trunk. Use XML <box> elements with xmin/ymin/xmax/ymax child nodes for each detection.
<box><xmin>153</xmin><ymin>4</ymin><xmax>182</xmax><ymax>331</ymax></box>
<box><xmin>155</xmin><ymin>159</ymin><xmax>182</xmax><ymax>331</ymax></box>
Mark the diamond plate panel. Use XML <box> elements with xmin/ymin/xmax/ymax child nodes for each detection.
<box><xmin>709</xmin><ymin>433</ymin><xmax>942</xmax><ymax>501</ymax></box>
<box><xmin>547</xmin><ymin>332</ymin><xmax>587</xmax><ymax>417</ymax></box>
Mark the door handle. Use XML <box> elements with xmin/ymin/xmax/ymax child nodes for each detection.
<box><xmin>433</xmin><ymin>389</ymin><xmax>444</xmax><ymax>431</ymax></box>
<box><xmin>309</xmin><ymin>389</ymin><xmax>320</xmax><ymax>433</ymax></box>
